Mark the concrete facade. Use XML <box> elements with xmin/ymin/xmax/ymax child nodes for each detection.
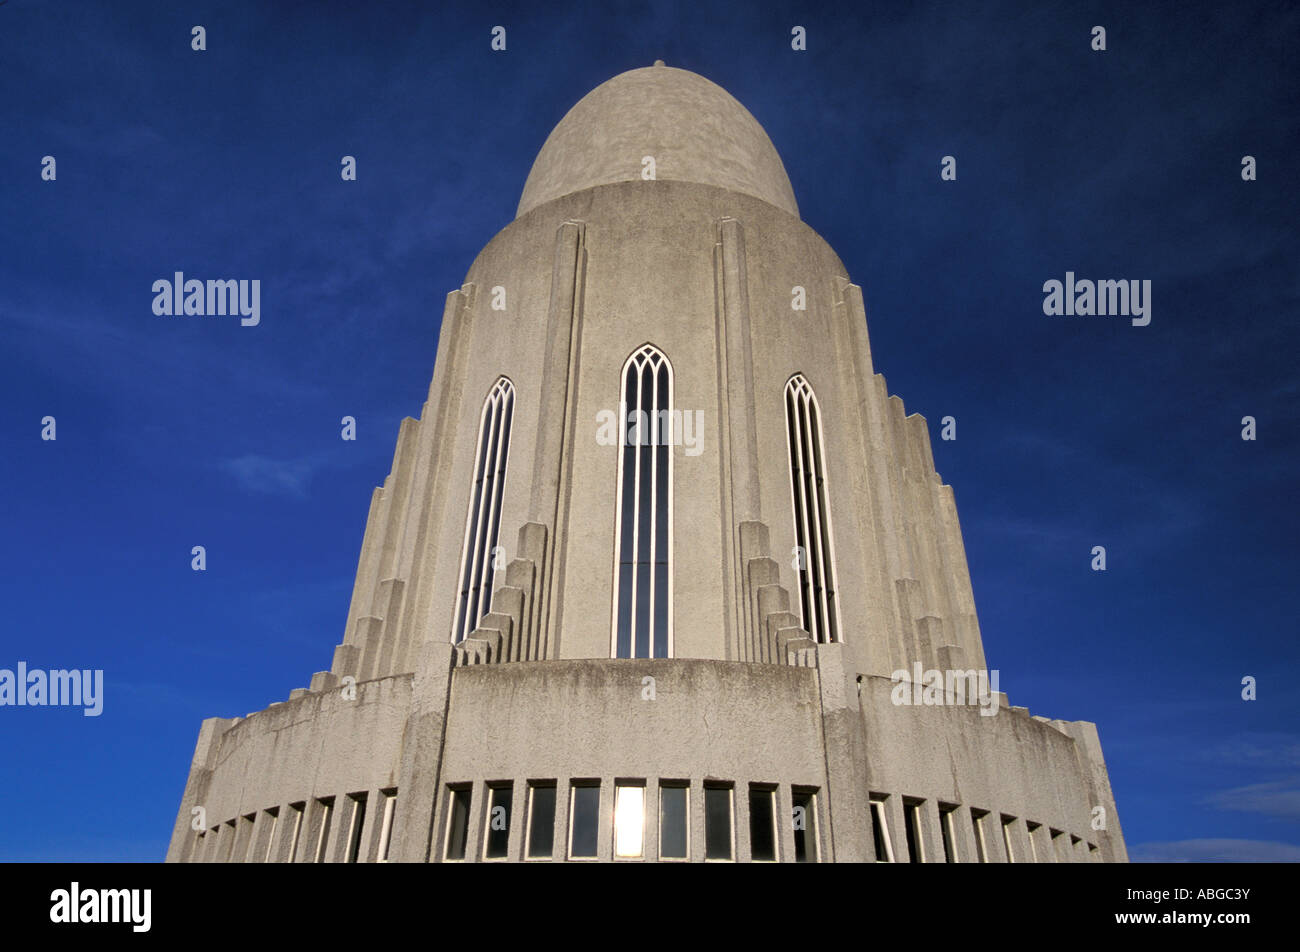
<box><xmin>166</xmin><ymin>64</ymin><xmax>1127</xmax><ymax>864</ymax></box>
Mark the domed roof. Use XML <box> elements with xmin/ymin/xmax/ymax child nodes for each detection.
<box><xmin>517</xmin><ymin>63</ymin><xmax>799</xmax><ymax>218</ymax></box>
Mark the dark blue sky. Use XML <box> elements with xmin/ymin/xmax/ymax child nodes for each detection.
<box><xmin>1</xmin><ymin>0</ymin><xmax>1296</xmax><ymax>861</ymax></box>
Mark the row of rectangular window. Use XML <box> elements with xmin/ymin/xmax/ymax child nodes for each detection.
<box><xmin>444</xmin><ymin>780</ymin><xmax>821</xmax><ymax>862</ymax></box>
<box><xmin>868</xmin><ymin>794</ymin><xmax>1100</xmax><ymax>863</ymax></box>
<box><xmin>191</xmin><ymin>788</ymin><xmax>398</xmax><ymax>863</ymax></box>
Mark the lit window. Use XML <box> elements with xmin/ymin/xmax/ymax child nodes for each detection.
<box><xmin>784</xmin><ymin>375</ymin><xmax>841</xmax><ymax>644</ymax></box>
<box><xmin>659</xmin><ymin>783</ymin><xmax>689</xmax><ymax>860</ymax></box>
<box><xmin>444</xmin><ymin>787</ymin><xmax>471</xmax><ymax>861</ymax></box>
<box><xmin>748</xmin><ymin>786</ymin><xmax>778</xmax><ymax>862</ymax></box>
<box><xmin>483</xmin><ymin>783</ymin><xmax>512</xmax><ymax>860</ymax></box>
<box><xmin>568</xmin><ymin>783</ymin><xmax>600</xmax><ymax>859</ymax></box>
<box><xmin>792</xmin><ymin>788</ymin><xmax>819</xmax><ymax>863</ymax></box>
<box><xmin>704</xmin><ymin>784</ymin><xmax>734</xmax><ymax>861</ymax></box>
<box><xmin>869</xmin><ymin>796</ymin><xmax>894</xmax><ymax>862</ymax></box>
<box><xmin>451</xmin><ymin>377</ymin><xmax>515</xmax><ymax>643</ymax></box>
<box><xmin>611</xmin><ymin>345</ymin><xmax>673</xmax><ymax>658</ymax></box>
<box><xmin>526</xmin><ymin>783</ymin><xmax>556</xmax><ymax>860</ymax></box>
<box><xmin>613</xmin><ymin>783</ymin><xmax>646</xmax><ymax>859</ymax></box>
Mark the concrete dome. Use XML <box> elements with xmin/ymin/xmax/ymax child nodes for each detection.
<box><xmin>517</xmin><ymin>63</ymin><xmax>799</xmax><ymax>218</ymax></box>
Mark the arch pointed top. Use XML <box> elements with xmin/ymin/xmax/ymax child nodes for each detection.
<box><xmin>517</xmin><ymin>65</ymin><xmax>799</xmax><ymax>219</ymax></box>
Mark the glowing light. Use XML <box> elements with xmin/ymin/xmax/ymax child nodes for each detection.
<box><xmin>613</xmin><ymin>785</ymin><xmax>645</xmax><ymax>858</ymax></box>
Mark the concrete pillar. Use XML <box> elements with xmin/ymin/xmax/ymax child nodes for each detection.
<box><xmin>530</xmin><ymin>220</ymin><xmax>587</xmax><ymax>658</ymax></box>
<box><xmin>389</xmin><ymin>641</ymin><xmax>456</xmax><ymax>862</ymax></box>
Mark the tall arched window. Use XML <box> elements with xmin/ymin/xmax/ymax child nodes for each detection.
<box><xmin>784</xmin><ymin>374</ymin><xmax>841</xmax><ymax>644</ymax></box>
<box><xmin>451</xmin><ymin>377</ymin><xmax>515</xmax><ymax>643</ymax></box>
<box><xmin>611</xmin><ymin>345</ymin><xmax>673</xmax><ymax>658</ymax></box>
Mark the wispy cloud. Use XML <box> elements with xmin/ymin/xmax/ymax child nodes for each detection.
<box><xmin>220</xmin><ymin>454</ymin><xmax>319</xmax><ymax>497</ymax></box>
<box><xmin>1205</xmin><ymin>777</ymin><xmax>1300</xmax><ymax>820</ymax></box>
<box><xmin>1130</xmin><ymin>838</ymin><xmax>1300</xmax><ymax>862</ymax></box>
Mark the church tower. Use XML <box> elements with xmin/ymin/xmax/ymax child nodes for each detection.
<box><xmin>167</xmin><ymin>63</ymin><xmax>1127</xmax><ymax>864</ymax></box>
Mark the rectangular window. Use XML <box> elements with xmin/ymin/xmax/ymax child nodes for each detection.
<box><xmin>483</xmin><ymin>783</ymin><xmax>513</xmax><ymax>860</ymax></box>
<box><xmin>1001</xmin><ymin>815</ymin><xmax>1017</xmax><ymax>863</ymax></box>
<box><xmin>220</xmin><ymin>819</ymin><xmax>237</xmax><ymax>862</ymax></box>
<box><xmin>286</xmin><ymin>802</ymin><xmax>305</xmax><ymax>862</ymax></box>
<box><xmin>659</xmin><ymin>783</ymin><xmax>689</xmax><ymax>860</ymax></box>
<box><xmin>568</xmin><ymin>783</ymin><xmax>600</xmax><ymax>859</ymax></box>
<box><xmin>345</xmin><ymin>793</ymin><xmax>368</xmax><ymax>863</ymax></box>
<box><xmin>235</xmin><ymin>814</ymin><xmax>256</xmax><ymax>863</ymax></box>
<box><xmin>904</xmin><ymin>799</ymin><xmax>925</xmax><ymax>863</ymax></box>
<box><xmin>613</xmin><ymin>782</ymin><xmax>646</xmax><ymax>859</ymax></box>
<box><xmin>526</xmin><ymin>783</ymin><xmax>557</xmax><ymax>860</ymax></box>
<box><xmin>1050</xmin><ymin>828</ymin><xmax>1066</xmax><ymax>863</ymax></box>
<box><xmin>792</xmin><ymin>788</ymin><xmax>818</xmax><ymax>863</ymax></box>
<box><xmin>704</xmin><ymin>783</ymin><xmax>734</xmax><ymax>861</ymax></box>
<box><xmin>939</xmin><ymin>803</ymin><xmax>958</xmax><ymax>863</ymax></box>
<box><xmin>1026</xmin><ymin>821</ymin><xmax>1042</xmax><ymax>863</ymax></box>
<box><xmin>261</xmin><ymin>808</ymin><xmax>279</xmax><ymax>864</ymax></box>
<box><xmin>869</xmin><ymin>796</ymin><xmax>894</xmax><ymax>862</ymax></box>
<box><xmin>376</xmin><ymin>790</ymin><xmax>397</xmax><ymax>863</ymax></box>
<box><xmin>313</xmin><ymin>797</ymin><xmax>334</xmax><ymax>863</ymax></box>
<box><xmin>748</xmin><ymin>786</ymin><xmax>778</xmax><ymax>862</ymax></box>
<box><xmin>971</xmin><ymin>809</ymin><xmax>989</xmax><ymax>863</ymax></box>
<box><xmin>444</xmin><ymin>787</ymin><xmax>471</xmax><ymax>861</ymax></box>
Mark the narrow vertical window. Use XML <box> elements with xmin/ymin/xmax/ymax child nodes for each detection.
<box><xmin>1026</xmin><ymin>821</ymin><xmax>1042</xmax><ymax>863</ymax></box>
<box><xmin>704</xmin><ymin>784</ymin><xmax>734</xmax><ymax>861</ymax></box>
<box><xmin>613</xmin><ymin>783</ymin><xmax>646</xmax><ymax>859</ymax></box>
<box><xmin>452</xmin><ymin>377</ymin><xmax>515</xmax><ymax>644</ymax></box>
<box><xmin>526</xmin><ymin>783</ymin><xmax>557</xmax><ymax>860</ymax></box>
<box><xmin>1050</xmin><ymin>828</ymin><xmax>1066</xmax><ymax>863</ymax></box>
<box><xmin>784</xmin><ymin>375</ymin><xmax>841</xmax><ymax>643</ymax></box>
<box><xmin>261</xmin><ymin>808</ymin><xmax>279</xmax><ymax>864</ymax></box>
<box><xmin>286</xmin><ymin>802</ymin><xmax>305</xmax><ymax>862</ymax></box>
<box><xmin>792</xmin><ymin>788</ymin><xmax>819</xmax><ymax>863</ymax></box>
<box><xmin>611</xmin><ymin>345</ymin><xmax>673</xmax><ymax>659</ymax></box>
<box><xmin>971</xmin><ymin>809</ymin><xmax>989</xmax><ymax>863</ymax></box>
<box><xmin>939</xmin><ymin>804</ymin><xmax>959</xmax><ymax>863</ymax></box>
<box><xmin>483</xmin><ymin>784</ymin><xmax>512</xmax><ymax>860</ymax></box>
<box><xmin>748</xmin><ymin>786</ymin><xmax>778</xmax><ymax>862</ymax></box>
<box><xmin>313</xmin><ymin>798</ymin><xmax>334</xmax><ymax>863</ymax></box>
<box><xmin>904</xmin><ymin>799</ymin><xmax>925</xmax><ymax>863</ymax></box>
<box><xmin>376</xmin><ymin>790</ymin><xmax>397</xmax><ymax>863</ymax></box>
<box><xmin>235</xmin><ymin>813</ymin><xmax>256</xmax><ymax>863</ymax></box>
<box><xmin>344</xmin><ymin>793</ymin><xmax>368</xmax><ymax>863</ymax></box>
<box><xmin>1001</xmin><ymin>815</ymin><xmax>1018</xmax><ymax>863</ymax></box>
<box><xmin>869</xmin><ymin>797</ymin><xmax>894</xmax><ymax>862</ymax></box>
<box><xmin>659</xmin><ymin>783</ymin><xmax>689</xmax><ymax>860</ymax></box>
<box><xmin>444</xmin><ymin>787</ymin><xmax>471</xmax><ymax>861</ymax></box>
<box><xmin>568</xmin><ymin>783</ymin><xmax>600</xmax><ymax>859</ymax></box>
